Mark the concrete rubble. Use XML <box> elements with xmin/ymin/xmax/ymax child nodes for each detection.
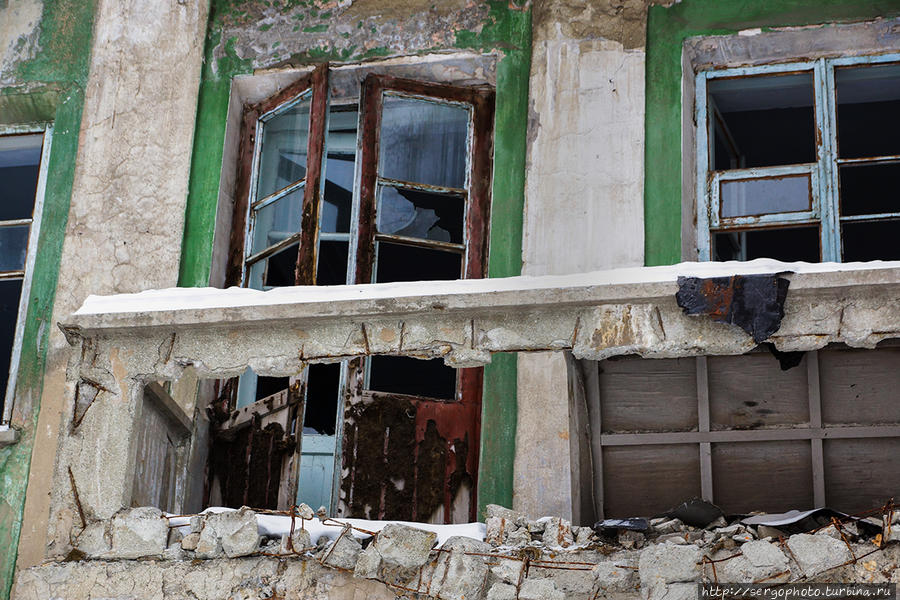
<box><xmin>16</xmin><ymin>503</ymin><xmax>900</xmax><ymax>599</ymax></box>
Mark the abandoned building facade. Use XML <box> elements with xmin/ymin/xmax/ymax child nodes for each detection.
<box><xmin>2</xmin><ymin>0</ymin><xmax>900</xmax><ymax>597</ymax></box>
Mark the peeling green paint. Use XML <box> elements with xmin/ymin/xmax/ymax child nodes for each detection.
<box><xmin>644</xmin><ymin>0</ymin><xmax>900</xmax><ymax>267</ymax></box>
<box><xmin>178</xmin><ymin>0</ymin><xmax>531</xmax><ymax>518</ymax></box>
<box><xmin>0</xmin><ymin>0</ymin><xmax>95</xmax><ymax>596</ymax></box>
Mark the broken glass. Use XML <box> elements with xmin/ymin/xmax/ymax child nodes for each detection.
<box><xmin>376</xmin><ymin>186</ymin><xmax>464</xmax><ymax>244</ymax></box>
<box><xmin>378</xmin><ymin>95</ymin><xmax>468</xmax><ymax>189</ymax></box>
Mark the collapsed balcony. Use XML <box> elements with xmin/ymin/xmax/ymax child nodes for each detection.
<box><xmin>47</xmin><ymin>258</ymin><xmax>900</xmax><ymax>558</ymax></box>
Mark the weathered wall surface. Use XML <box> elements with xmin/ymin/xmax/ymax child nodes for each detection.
<box><xmin>516</xmin><ymin>0</ymin><xmax>650</xmax><ymax>523</ymax></box>
<box><xmin>0</xmin><ymin>0</ymin><xmax>43</xmax><ymax>86</ymax></box>
<box><xmin>16</xmin><ymin>0</ymin><xmax>209</xmax><ymax>577</ymax></box>
<box><xmin>0</xmin><ymin>1</ymin><xmax>95</xmax><ymax>597</ymax></box>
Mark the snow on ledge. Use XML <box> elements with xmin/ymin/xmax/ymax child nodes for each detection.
<box><xmin>73</xmin><ymin>259</ymin><xmax>900</xmax><ymax>317</ymax></box>
<box><xmin>167</xmin><ymin>507</ymin><xmax>486</xmax><ymax>547</ymax></box>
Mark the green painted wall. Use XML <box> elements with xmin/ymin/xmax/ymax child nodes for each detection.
<box><xmin>644</xmin><ymin>0</ymin><xmax>900</xmax><ymax>267</ymax></box>
<box><xmin>178</xmin><ymin>1</ymin><xmax>530</xmax><ymax>517</ymax></box>
<box><xmin>0</xmin><ymin>1</ymin><xmax>96</xmax><ymax>597</ymax></box>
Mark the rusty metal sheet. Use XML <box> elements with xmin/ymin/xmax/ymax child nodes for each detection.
<box><xmin>675</xmin><ymin>273</ymin><xmax>791</xmax><ymax>343</ymax></box>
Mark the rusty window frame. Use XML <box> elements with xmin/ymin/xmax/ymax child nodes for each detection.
<box><xmin>696</xmin><ymin>52</ymin><xmax>900</xmax><ymax>262</ymax></box>
<box><xmin>227</xmin><ymin>64</ymin><xmax>330</xmax><ymax>288</ymax></box>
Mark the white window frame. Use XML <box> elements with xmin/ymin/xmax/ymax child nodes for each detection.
<box><xmin>0</xmin><ymin>125</ymin><xmax>52</xmax><ymax>426</ymax></box>
<box><xmin>696</xmin><ymin>52</ymin><xmax>900</xmax><ymax>262</ymax></box>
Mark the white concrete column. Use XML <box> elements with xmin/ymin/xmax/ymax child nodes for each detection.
<box><xmin>17</xmin><ymin>0</ymin><xmax>209</xmax><ymax>568</ymax></box>
<box><xmin>515</xmin><ymin>27</ymin><xmax>646</xmax><ymax>522</ymax></box>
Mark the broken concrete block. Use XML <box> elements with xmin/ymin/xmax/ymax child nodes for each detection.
<box><xmin>519</xmin><ymin>577</ymin><xmax>564</xmax><ymax>600</ymax></box>
<box><xmin>354</xmin><ymin>545</ymin><xmax>381</xmax><ymax>579</ymax></box>
<box><xmin>507</xmin><ymin>526</ymin><xmax>530</xmax><ymax>546</ymax></box>
<box><xmin>620</xmin><ymin>530</ymin><xmax>646</xmax><ymax>549</ymax></box>
<box><xmin>787</xmin><ymin>533</ymin><xmax>852</xmax><ymax>577</ymax></box>
<box><xmin>527</xmin><ymin>519</ymin><xmax>546</xmax><ymax>535</ymax></box>
<box><xmin>162</xmin><ymin>542</ymin><xmax>185</xmax><ymax>561</ymax></box>
<box><xmin>430</xmin><ymin>536</ymin><xmax>491</xmax><ymax>600</ymax></box>
<box><xmin>296</xmin><ymin>503</ymin><xmax>315</xmax><ymax>521</ymax></box>
<box><xmin>486</xmin><ymin>504</ymin><xmax>526</xmax><ymax>525</ymax></box>
<box><xmin>485</xmin><ymin>516</ymin><xmax>508</xmax><ymax>547</ymax></box>
<box><xmin>196</xmin><ymin>507</ymin><xmax>260</xmax><ymax>559</ymax></box>
<box><xmin>180</xmin><ymin>532</ymin><xmax>200</xmax><ymax>551</ymax></box>
<box><xmin>109</xmin><ymin>507</ymin><xmax>168</xmax><ymax>559</ymax></box>
<box><xmin>374</xmin><ymin>523</ymin><xmax>436</xmax><ymax>570</ymax></box>
<box><xmin>542</xmin><ymin>517</ymin><xmax>574</xmax><ymax>548</ymax></box>
<box><xmin>319</xmin><ymin>527</ymin><xmax>361</xmax><ymax>569</ymax></box>
<box><xmin>717</xmin><ymin>540</ymin><xmax>789</xmax><ymax>583</ymax></box>
<box><xmin>74</xmin><ymin>521</ymin><xmax>111</xmax><ymax>559</ymax></box>
<box><xmin>639</xmin><ymin>542</ymin><xmax>702</xmax><ymax>587</ymax></box>
<box><xmin>575</xmin><ymin>526</ymin><xmax>594</xmax><ymax>546</ymax></box>
<box><xmin>486</xmin><ymin>582</ymin><xmax>518</xmax><ymax>600</ymax></box>
<box><xmin>653</xmin><ymin>519</ymin><xmax>683</xmax><ymax>535</ymax></box>
<box><xmin>189</xmin><ymin>515</ymin><xmax>203</xmax><ymax>533</ymax></box>
<box><xmin>282</xmin><ymin>527</ymin><xmax>312</xmax><ymax>553</ymax></box>
<box><xmin>644</xmin><ymin>581</ymin><xmax>698</xmax><ymax>600</ymax></box>
<box><xmin>592</xmin><ymin>561</ymin><xmax>638</xmax><ymax>594</ymax></box>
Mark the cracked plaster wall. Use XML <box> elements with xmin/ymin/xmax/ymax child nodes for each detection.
<box><xmin>516</xmin><ymin>0</ymin><xmax>651</xmax><ymax>523</ymax></box>
<box><xmin>209</xmin><ymin>0</ymin><xmax>495</xmax><ymax>72</ymax></box>
<box><xmin>16</xmin><ymin>0</ymin><xmax>209</xmax><ymax>573</ymax></box>
<box><xmin>0</xmin><ymin>0</ymin><xmax>42</xmax><ymax>87</ymax></box>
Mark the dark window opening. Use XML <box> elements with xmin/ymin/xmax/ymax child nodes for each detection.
<box><xmin>255</xmin><ymin>376</ymin><xmax>289</xmax><ymax>402</ymax></box>
<box><xmin>316</xmin><ymin>241</ymin><xmax>349</xmax><ymax>286</ymax></box>
<box><xmin>842</xmin><ymin>220</ymin><xmax>900</xmax><ymax>262</ymax></box>
<box><xmin>839</xmin><ymin>163</ymin><xmax>900</xmax><ymax>217</ymax></box>
<box><xmin>375</xmin><ymin>242</ymin><xmax>462</xmax><ymax>283</ymax></box>
<box><xmin>263</xmin><ymin>243</ymin><xmax>299</xmax><ymax>288</ymax></box>
<box><xmin>709</xmin><ymin>72</ymin><xmax>816</xmax><ymax>170</ymax></box>
<box><xmin>836</xmin><ymin>63</ymin><xmax>900</xmax><ymax>159</ymax></box>
<box><xmin>713</xmin><ymin>226</ymin><xmax>820</xmax><ymax>262</ymax></box>
<box><xmin>0</xmin><ymin>280</ymin><xmax>23</xmax><ymax>406</ymax></box>
<box><xmin>369</xmin><ymin>356</ymin><xmax>456</xmax><ymax>401</ymax></box>
<box><xmin>304</xmin><ymin>362</ymin><xmax>340</xmax><ymax>435</ymax></box>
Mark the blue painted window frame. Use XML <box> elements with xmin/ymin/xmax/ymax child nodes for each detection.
<box><xmin>696</xmin><ymin>52</ymin><xmax>900</xmax><ymax>262</ymax></box>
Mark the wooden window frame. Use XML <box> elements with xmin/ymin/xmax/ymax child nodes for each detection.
<box><xmin>223</xmin><ymin>67</ymin><xmax>495</xmax><ymax>517</ymax></box>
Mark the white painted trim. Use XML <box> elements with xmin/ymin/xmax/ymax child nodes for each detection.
<box><xmin>2</xmin><ymin>125</ymin><xmax>52</xmax><ymax>425</ymax></box>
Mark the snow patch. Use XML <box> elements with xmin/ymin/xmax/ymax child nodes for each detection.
<box><xmin>168</xmin><ymin>508</ymin><xmax>486</xmax><ymax>547</ymax></box>
<box><xmin>73</xmin><ymin>259</ymin><xmax>900</xmax><ymax>317</ymax></box>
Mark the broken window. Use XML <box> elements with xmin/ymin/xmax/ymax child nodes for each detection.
<box><xmin>697</xmin><ymin>54</ymin><xmax>900</xmax><ymax>262</ymax></box>
<box><xmin>0</xmin><ymin>132</ymin><xmax>47</xmax><ymax>425</ymax></box>
<box><xmin>217</xmin><ymin>66</ymin><xmax>493</xmax><ymax>520</ymax></box>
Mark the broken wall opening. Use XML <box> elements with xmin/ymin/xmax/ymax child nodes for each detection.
<box><xmin>580</xmin><ymin>341</ymin><xmax>900</xmax><ymax>519</ymax></box>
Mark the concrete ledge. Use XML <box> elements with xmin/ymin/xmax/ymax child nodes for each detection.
<box><xmin>0</xmin><ymin>426</ymin><xmax>19</xmax><ymax>446</ymax></box>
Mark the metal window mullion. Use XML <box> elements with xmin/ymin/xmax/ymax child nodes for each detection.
<box><xmin>3</xmin><ymin>125</ymin><xmax>51</xmax><ymax>425</ymax></box>
<box><xmin>696</xmin><ymin>356</ymin><xmax>714</xmax><ymax>503</ymax></box>
<box><xmin>696</xmin><ymin>73</ymin><xmax>712</xmax><ymax>260</ymax></box>
<box><xmin>840</xmin><ymin>212</ymin><xmax>900</xmax><ymax>223</ymax></box>
<box><xmin>244</xmin><ymin>231</ymin><xmax>304</xmax><ymax>266</ymax></box>
<box><xmin>818</xmin><ymin>58</ymin><xmax>841</xmax><ymax>262</ymax></box>
<box><xmin>0</xmin><ymin>219</ymin><xmax>33</xmax><ymax>228</ymax></box>
<box><xmin>807</xmin><ymin>350</ymin><xmax>826</xmax><ymax>507</ymax></box>
<box><xmin>250</xmin><ymin>179</ymin><xmax>306</xmax><ymax>211</ymax></box>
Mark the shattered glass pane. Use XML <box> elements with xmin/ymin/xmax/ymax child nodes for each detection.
<box><xmin>378</xmin><ymin>95</ymin><xmax>468</xmax><ymax>189</ymax></box>
<box><xmin>376</xmin><ymin>186</ymin><xmax>464</xmax><ymax>244</ymax></box>
<box><xmin>256</xmin><ymin>95</ymin><xmax>311</xmax><ymax>200</ymax></box>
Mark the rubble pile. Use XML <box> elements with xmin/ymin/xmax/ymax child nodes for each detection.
<box><xmin>21</xmin><ymin>503</ymin><xmax>900</xmax><ymax>600</ymax></box>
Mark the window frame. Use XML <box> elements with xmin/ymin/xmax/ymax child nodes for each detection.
<box><xmin>695</xmin><ymin>52</ymin><xmax>900</xmax><ymax>262</ymax></box>
<box><xmin>0</xmin><ymin>125</ymin><xmax>52</xmax><ymax>426</ymax></box>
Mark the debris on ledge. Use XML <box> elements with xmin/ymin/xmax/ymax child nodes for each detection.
<box><xmin>19</xmin><ymin>500</ymin><xmax>900</xmax><ymax>600</ymax></box>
